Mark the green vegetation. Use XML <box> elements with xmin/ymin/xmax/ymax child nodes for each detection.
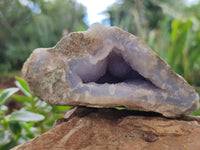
<box><xmin>0</xmin><ymin>0</ymin><xmax>87</xmax><ymax>75</ymax></box>
<box><xmin>0</xmin><ymin>77</ymin><xmax>72</xmax><ymax>149</ymax></box>
<box><xmin>0</xmin><ymin>0</ymin><xmax>200</xmax><ymax>149</ymax></box>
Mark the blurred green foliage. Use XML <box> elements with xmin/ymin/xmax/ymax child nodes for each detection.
<box><xmin>0</xmin><ymin>0</ymin><xmax>87</xmax><ymax>74</ymax></box>
<box><xmin>104</xmin><ymin>0</ymin><xmax>200</xmax><ymax>89</ymax></box>
<box><xmin>0</xmin><ymin>77</ymin><xmax>72</xmax><ymax>150</ymax></box>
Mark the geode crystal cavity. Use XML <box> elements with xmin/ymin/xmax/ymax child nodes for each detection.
<box><xmin>22</xmin><ymin>23</ymin><xmax>199</xmax><ymax>117</ymax></box>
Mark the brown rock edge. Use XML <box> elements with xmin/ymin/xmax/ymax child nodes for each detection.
<box><xmin>12</xmin><ymin>107</ymin><xmax>200</xmax><ymax>150</ymax></box>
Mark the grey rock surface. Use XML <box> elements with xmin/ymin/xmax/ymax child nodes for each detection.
<box><xmin>22</xmin><ymin>23</ymin><xmax>199</xmax><ymax>117</ymax></box>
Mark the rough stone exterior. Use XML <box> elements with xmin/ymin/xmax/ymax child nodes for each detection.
<box><xmin>22</xmin><ymin>23</ymin><xmax>199</xmax><ymax>117</ymax></box>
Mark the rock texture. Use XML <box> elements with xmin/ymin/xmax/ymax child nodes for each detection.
<box><xmin>12</xmin><ymin>108</ymin><xmax>200</xmax><ymax>150</ymax></box>
<box><xmin>22</xmin><ymin>23</ymin><xmax>199</xmax><ymax>117</ymax></box>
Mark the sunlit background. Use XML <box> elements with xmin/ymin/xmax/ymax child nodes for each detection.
<box><xmin>78</xmin><ymin>0</ymin><xmax>199</xmax><ymax>25</ymax></box>
<box><xmin>77</xmin><ymin>0</ymin><xmax>116</xmax><ymax>25</ymax></box>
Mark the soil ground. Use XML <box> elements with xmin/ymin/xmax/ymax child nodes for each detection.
<box><xmin>0</xmin><ymin>77</ymin><xmax>15</xmax><ymax>89</ymax></box>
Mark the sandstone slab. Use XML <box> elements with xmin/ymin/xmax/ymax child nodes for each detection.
<box><xmin>12</xmin><ymin>108</ymin><xmax>200</xmax><ymax>150</ymax></box>
<box><xmin>22</xmin><ymin>23</ymin><xmax>199</xmax><ymax>117</ymax></box>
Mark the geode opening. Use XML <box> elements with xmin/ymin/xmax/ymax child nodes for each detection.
<box><xmin>81</xmin><ymin>50</ymin><xmax>150</xmax><ymax>86</ymax></box>
<box><xmin>69</xmin><ymin>47</ymin><xmax>157</xmax><ymax>90</ymax></box>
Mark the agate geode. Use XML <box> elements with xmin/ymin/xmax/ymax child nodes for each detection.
<box><xmin>22</xmin><ymin>23</ymin><xmax>199</xmax><ymax>117</ymax></box>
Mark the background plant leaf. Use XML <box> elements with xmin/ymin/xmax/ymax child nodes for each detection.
<box><xmin>7</xmin><ymin>111</ymin><xmax>45</xmax><ymax>122</ymax></box>
<box><xmin>0</xmin><ymin>88</ymin><xmax>19</xmax><ymax>105</ymax></box>
<box><xmin>15</xmin><ymin>77</ymin><xmax>32</xmax><ymax>97</ymax></box>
